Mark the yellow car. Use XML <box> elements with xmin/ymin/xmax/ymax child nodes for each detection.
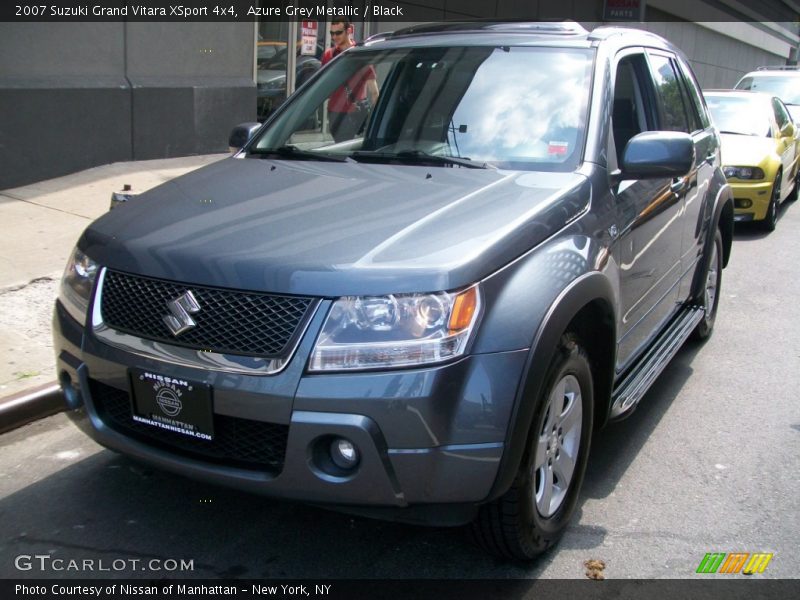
<box><xmin>705</xmin><ymin>90</ymin><xmax>800</xmax><ymax>230</ymax></box>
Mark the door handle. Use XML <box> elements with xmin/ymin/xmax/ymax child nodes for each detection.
<box><xmin>670</xmin><ymin>177</ymin><xmax>686</xmax><ymax>194</ymax></box>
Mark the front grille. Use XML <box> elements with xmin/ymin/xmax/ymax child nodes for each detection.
<box><xmin>91</xmin><ymin>380</ymin><xmax>289</xmax><ymax>473</ymax></box>
<box><xmin>100</xmin><ymin>270</ymin><xmax>316</xmax><ymax>358</ymax></box>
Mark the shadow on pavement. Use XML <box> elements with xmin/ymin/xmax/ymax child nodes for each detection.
<box><xmin>0</xmin><ymin>422</ymin><xmax>540</xmax><ymax>580</ymax></box>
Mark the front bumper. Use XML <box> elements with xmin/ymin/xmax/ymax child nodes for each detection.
<box><xmin>730</xmin><ymin>180</ymin><xmax>773</xmax><ymax>221</ymax></box>
<box><xmin>54</xmin><ymin>300</ymin><xmax>527</xmax><ymax>518</ymax></box>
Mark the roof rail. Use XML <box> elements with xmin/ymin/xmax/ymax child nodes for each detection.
<box><xmin>364</xmin><ymin>31</ymin><xmax>393</xmax><ymax>45</ymax></box>
<box><xmin>756</xmin><ymin>65</ymin><xmax>800</xmax><ymax>71</ymax></box>
<box><xmin>385</xmin><ymin>20</ymin><xmax>589</xmax><ymax>39</ymax></box>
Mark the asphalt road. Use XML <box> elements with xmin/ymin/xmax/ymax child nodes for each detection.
<box><xmin>0</xmin><ymin>198</ymin><xmax>798</xmax><ymax>582</ymax></box>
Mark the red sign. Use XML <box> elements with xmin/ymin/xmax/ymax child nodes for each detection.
<box><xmin>301</xmin><ymin>21</ymin><xmax>318</xmax><ymax>56</ymax></box>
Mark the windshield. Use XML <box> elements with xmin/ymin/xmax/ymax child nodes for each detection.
<box><xmin>705</xmin><ymin>95</ymin><xmax>771</xmax><ymax>137</ymax></box>
<box><xmin>735</xmin><ymin>74</ymin><xmax>800</xmax><ymax>105</ymax></box>
<box><xmin>249</xmin><ymin>45</ymin><xmax>594</xmax><ymax>171</ymax></box>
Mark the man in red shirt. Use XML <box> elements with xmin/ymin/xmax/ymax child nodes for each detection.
<box><xmin>322</xmin><ymin>20</ymin><xmax>379</xmax><ymax>142</ymax></box>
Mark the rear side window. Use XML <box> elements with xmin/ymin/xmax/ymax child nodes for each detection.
<box><xmin>676</xmin><ymin>58</ymin><xmax>711</xmax><ymax>131</ymax></box>
<box><xmin>647</xmin><ymin>52</ymin><xmax>690</xmax><ymax>133</ymax></box>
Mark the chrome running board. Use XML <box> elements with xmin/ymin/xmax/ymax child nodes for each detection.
<box><xmin>610</xmin><ymin>305</ymin><xmax>705</xmax><ymax>420</ymax></box>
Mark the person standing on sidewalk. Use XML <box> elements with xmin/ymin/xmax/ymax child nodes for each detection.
<box><xmin>321</xmin><ymin>20</ymin><xmax>379</xmax><ymax>142</ymax></box>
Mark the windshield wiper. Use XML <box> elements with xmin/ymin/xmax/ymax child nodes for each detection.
<box><xmin>351</xmin><ymin>149</ymin><xmax>494</xmax><ymax>169</ymax></box>
<box><xmin>718</xmin><ymin>130</ymin><xmax>757</xmax><ymax>136</ymax></box>
<box><xmin>249</xmin><ymin>146</ymin><xmax>352</xmax><ymax>162</ymax></box>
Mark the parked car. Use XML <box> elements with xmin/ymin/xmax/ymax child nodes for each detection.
<box><xmin>257</xmin><ymin>43</ymin><xmax>324</xmax><ymax>121</ymax></box>
<box><xmin>705</xmin><ymin>90</ymin><xmax>799</xmax><ymax>230</ymax></box>
<box><xmin>54</xmin><ymin>22</ymin><xmax>733</xmax><ymax>560</ymax></box>
<box><xmin>734</xmin><ymin>67</ymin><xmax>800</xmax><ymax>123</ymax></box>
<box><xmin>257</xmin><ymin>40</ymin><xmax>287</xmax><ymax>66</ymax></box>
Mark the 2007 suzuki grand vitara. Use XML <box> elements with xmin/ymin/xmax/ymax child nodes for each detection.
<box><xmin>54</xmin><ymin>22</ymin><xmax>734</xmax><ymax>559</ymax></box>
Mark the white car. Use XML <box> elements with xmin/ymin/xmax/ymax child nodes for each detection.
<box><xmin>735</xmin><ymin>67</ymin><xmax>800</xmax><ymax>124</ymax></box>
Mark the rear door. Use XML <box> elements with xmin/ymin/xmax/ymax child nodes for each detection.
<box><xmin>648</xmin><ymin>52</ymin><xmax>718</xmax><ymax>301</ymax></box>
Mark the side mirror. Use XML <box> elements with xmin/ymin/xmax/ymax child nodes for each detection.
<box><xmin>618</xmin><ymin>131</ymin><xmax>695</xmax><ymax>180</ymax></box>
<box><xmin>228</xmin><ymin>122</ymin><xmax>262</xmax><ymax>153</ymax></box>
<box><xmin>780</xmin><ymin>121</ymin><xmax>796</xmax><ymax>138</ymax></box>
<box><xmin>109</xmin><ymin>184</ymin><xmax>139</xmax><ymax>211</ymax></box>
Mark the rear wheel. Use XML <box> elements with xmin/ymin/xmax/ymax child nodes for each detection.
<box><xmin>471</xmin><ymin>334</ymin><xmax>594</xmax><ymax>560</ymax></box>
<box><xmin>691</xmin><ymin>228</ymin><xmax>723</xmax><ymax>341</ymax></box>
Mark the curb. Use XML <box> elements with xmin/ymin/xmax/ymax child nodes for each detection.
<box><xmin>0</xmin><ymin>382</ymin><xmax>64</xmax><ymax>434</ymax></box>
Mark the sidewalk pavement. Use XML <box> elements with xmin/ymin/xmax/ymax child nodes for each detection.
<box><xmin>0</xmin><ymin>153</ymin><xmax>228</xmax><ymax>432</ymax></box>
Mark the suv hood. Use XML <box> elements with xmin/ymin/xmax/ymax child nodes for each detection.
<box><xmin>81</xmin><ymin>157</ymin><xmax>589</xmax><ymax>296</ymax></box>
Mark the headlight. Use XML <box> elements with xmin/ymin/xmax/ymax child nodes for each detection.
<box><xmin>58</xmin><ymin>247</ymin><xmax>99</xmax><ymax>326</ymax></box>
<box><xmin>309</xmin><ymin>286</ymin><xmax>481</xmax><ymax>371</ymax></box>
<box><xmin>723</xmin><ymin>166</ymin><xmax>765</xmax><ymax>180</ymax></box>
<box><xmin>263</xmin><ymin>76</ymin><xmax>286</xmax><ymax>91</ymax></box>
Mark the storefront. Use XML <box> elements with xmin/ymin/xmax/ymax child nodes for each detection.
<box><xmin>256</xmin><ymin>10</ymin><xmax>373</xmax><ymax>121</ymax></box>
<box><xmin>0</xmin><ymin>0</ymin><xmax>797</xmax><ymax>189</ymax></box>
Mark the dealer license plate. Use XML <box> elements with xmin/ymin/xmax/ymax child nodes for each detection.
<box><xmin>129</xmin><ymin>369</ymin><xmax>213</xmax><ymax>441</ymax></box>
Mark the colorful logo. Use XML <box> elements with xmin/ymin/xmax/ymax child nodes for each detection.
<box><xmin>696</xmin><ymin>552</ymin><xmax>773</xmax><ymax>574</ymax></box>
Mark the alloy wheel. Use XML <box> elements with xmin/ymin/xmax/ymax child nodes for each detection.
<box><xmin>533</xmin><ymin>373</ymin><xmax>583</xmax><ymax>518</ymax></box>
<box><xmin>703</xmin><ymin>240</ymin><xmax>719</xmax><ymax>323</ymax></box>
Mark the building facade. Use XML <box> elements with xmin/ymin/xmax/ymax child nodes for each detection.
<box><xmin>0</xmin><ymin>0</ymin><xmax>797</xmax><ymax>189</ymax></box>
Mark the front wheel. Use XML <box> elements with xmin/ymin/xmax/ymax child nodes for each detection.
<box><xmin>788</xmin><ymin>167</ymin><xmax>799</xmax><ymax>202</ymax></box>
<box><xmin>471</xmin><ymin>334</ymin><xmax>594</xmax><ymax>560</ymax></box>
<box><xmin>761</xmin><ymin>173</ymin><xmax>781</xmax><ymax>231</ymax></box>
<box><xmin>691</xmin><ymin>228</ymin><xmax>723</xmax><ymax>341</ymax></box>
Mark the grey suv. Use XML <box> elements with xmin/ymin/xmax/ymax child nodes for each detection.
<box><xmin>53</xmin><ymin>22</ymin><xmax>734</xmax><ymax>560</ymax></box>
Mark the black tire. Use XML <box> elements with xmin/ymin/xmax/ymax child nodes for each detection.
<box><xmin>471</xmin><ymin>334</ymin><xmax>594</xmax><ymax>560</ymax></box>
<box><xmin>788</xmin><ymin>168</ymin><xmax>800</xmax><ymax>202</ymax></box>
<box><xmin>691</xmin><ymin>228</ymin><xmax>723</xmax><ymax>341</ymax></box>
<box><xmin>761</xmin><ymin>173</ymin><xmax>781</xmax><ymax>231</ymax></box>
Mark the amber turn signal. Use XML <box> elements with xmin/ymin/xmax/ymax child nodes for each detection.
<box><xmin>449</xmin><ymin>286</ymin><xmax>479</xmax><ymax>332</ymax></box>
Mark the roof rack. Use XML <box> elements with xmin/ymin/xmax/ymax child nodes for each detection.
<box><xmin>382</xmin><ymin>21</ymin><xmax>589</xmax><ymax>39</ymax></box>
<box><xmin>756</xmin><ymin>65</ymin><xmax>800</xmax><ymax>71</ymax></box>
<box><xmin>363</xmin><ymin>31</ymin><xmax>392</xmax><ymax>44</ymax></box>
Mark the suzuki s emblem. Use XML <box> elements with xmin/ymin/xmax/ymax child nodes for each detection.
<box><xmin>163</xmin><ymin>290</ymin><xmax>201</xmax><ymax>336</ymax></box>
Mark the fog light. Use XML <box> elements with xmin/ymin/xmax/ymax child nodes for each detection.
<box><xmin>734</xmin><ymin>198</ymin><xmax>753</xmax><ymax>209</ymax></box>
<box><xmin>330</xmin><ymin>438</ymin><xmax>359</xmax><ymax>470</ymax></box>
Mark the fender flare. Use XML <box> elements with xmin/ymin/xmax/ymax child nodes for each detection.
<box><xmin>712</xmin><ymin>182</ymin><xmax>734</xmax><ymax>268</ymax></box>
<box><xmin>485</xmin><ymin>270</ymin><xmax>616</xmax><ymax>502</ymax></box>
<box><xmin>689</xmin><ymin>181</ymin><xmax>734</xmax><ymax>301</ymax></box>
